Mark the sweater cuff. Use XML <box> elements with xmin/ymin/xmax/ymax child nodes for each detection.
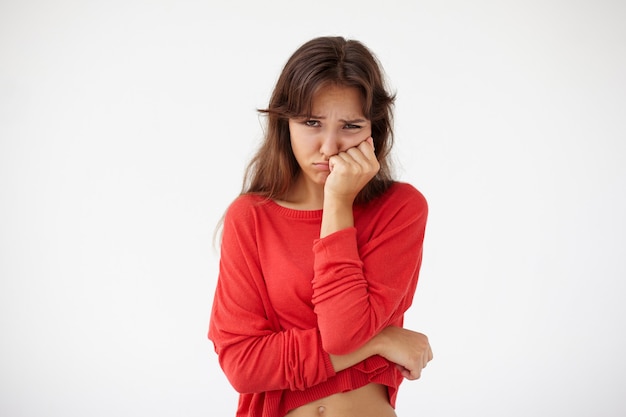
<box><xmin>312</xmin><ymin>227</ymin><xmax>360</xmax><ymax>264</ymax></box>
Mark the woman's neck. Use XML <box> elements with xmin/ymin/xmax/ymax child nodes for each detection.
<box><xmin>274</xmin><ymin>175</ymin><xmax>324</xmax><ymax>210</ymax></box>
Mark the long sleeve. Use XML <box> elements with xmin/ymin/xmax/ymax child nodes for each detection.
<box><xmin>311</xmin><ymin>184</ymin><xmax>428</xmax><ymax>355</ymax></box>
<box><xmin>208</xmin><ymin>197</ymin><xmax>335</xmax><ymax>393</ymax></box>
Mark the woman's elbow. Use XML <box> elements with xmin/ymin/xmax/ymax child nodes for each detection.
<box><xmin>221</xmin><ymin>364</ymin><xmax>257</xmax><ymax>393</ymax></box>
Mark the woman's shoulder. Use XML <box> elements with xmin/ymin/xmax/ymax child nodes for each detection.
<box><xmin>355</xmin><ymin>182</ymin><xmax>428</xmax><ymax>234</ymax></box>
<box><xmin>224</xmin><ymin>193</ymin><xmax>270</xmax><ymax>220</ymax></box>
<box><xmin>382</xmin><ymin>181</ymin><xmax>428</xmax><ymax>210</ymax></box>
<box><xmin>363</xmin><ymin>182</ymin><xmax>428</xmax><ymax>225</ymax></box>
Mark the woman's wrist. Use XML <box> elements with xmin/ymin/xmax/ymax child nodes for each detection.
<box><xmin>320</xmin><ymin>197</ymin><xmax>354</xmax><ymax>238</ymax></box>
<box><xmin>370</xmin><ymin>328</ymin><xmax>391</xmax><ymax>358</ymax></box>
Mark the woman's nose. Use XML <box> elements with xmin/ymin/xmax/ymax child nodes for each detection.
<box><xmin>319</xmin><ymin>130</ymin><xmax>340</xmax><ymax>156</ymax></box>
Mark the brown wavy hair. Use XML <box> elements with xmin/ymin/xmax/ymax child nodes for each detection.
<box><xmin>242</xmin><ymin>36</ymin><xmax>397</xmax><ymax>204</ymax></box>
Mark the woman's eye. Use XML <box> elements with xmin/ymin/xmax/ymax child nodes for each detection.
<box><xmin>344</xmin><ymin>124</ymin><xmax>361</xmax><ymax>129</ymax></box>
<box><xmin>305</xmin><ymin>120</ymin><xmax>320</xmax><ymax>127</ymax></box>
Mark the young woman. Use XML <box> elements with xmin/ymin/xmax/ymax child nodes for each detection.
<box><xmin>209</xmin><ymin>36</ymin><xmax>433</xmax><ymax>417</ymax></box>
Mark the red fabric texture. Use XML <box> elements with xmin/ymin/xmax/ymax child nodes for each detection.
<box><xmin>209</xmin><ymin>182</ymin><xmax>428</xmax><ymax>417</ymax></box>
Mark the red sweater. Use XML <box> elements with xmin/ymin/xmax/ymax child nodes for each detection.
<box><xmin>209</xmin><ymin>182</ymin><xmax>428</xmax><ymax>417</ymax></box>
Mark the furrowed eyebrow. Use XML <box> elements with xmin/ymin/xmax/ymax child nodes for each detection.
<box><xmin>308</xmin><ymin>115</ymin><xmax>367</xmax><ymax>124</ymax></box>
<box><xmin>342</xmin><ymin>118</ymin><xmax>367</xmax><ymax>124</ymax></box>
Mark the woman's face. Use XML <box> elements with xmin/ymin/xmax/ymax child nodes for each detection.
<box><xmin>288</xmin><ymin>84</ymin><xmax>372</xmax><ymax>191</ymax></box>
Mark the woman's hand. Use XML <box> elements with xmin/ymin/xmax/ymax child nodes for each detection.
<box><xmin>319</xmin><ymin>137</ymin><xmax>379</xmax><ymax>238</ymax></box>
<box><xmin>375</xmin><ymin>326</ymin><xmax>433</xmax><ymax>380</ymax></box>
<box><xmin>324</xmin><ymin>137</ymin><xmax>379</xmax><ymax>204</ymax></box>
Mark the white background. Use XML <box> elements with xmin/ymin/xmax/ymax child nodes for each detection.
<box><xmin>1</xmin><ymin>1</ymin><xmax>625</xmax><ymax>416</ymax></box>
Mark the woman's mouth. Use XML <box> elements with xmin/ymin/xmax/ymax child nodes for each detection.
<box><xmin>313</xmin><ymin>162</ymin><xmax>330</xmax><ymax>171</ymax></box>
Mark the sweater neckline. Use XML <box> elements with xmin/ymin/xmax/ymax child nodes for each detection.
<box><xmin>266</xmin><ymin>199</ymin><xmax>324</xmax><ymax>219</ymax></box>
<box><xmin>265</xmin><ymin>198</ymin><xmax>371</xmax><ymax>220</ymax></box>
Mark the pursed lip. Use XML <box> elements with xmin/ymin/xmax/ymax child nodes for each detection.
<box><xmin>313</xmin><ymin>162</ymin><xmax>330</xmax><ymax>171</ymax></box>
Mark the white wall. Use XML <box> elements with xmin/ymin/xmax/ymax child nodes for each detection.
<box><xmin>1</xmin><ymin>1</ymin><xmax>624</xmax><ymax>416</ymax></box>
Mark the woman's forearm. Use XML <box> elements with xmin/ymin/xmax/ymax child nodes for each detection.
<box><xmin>320</xmin><ymin>197</ymin><xmax>354</xmax><ymax>238</ymax></box>
<box><xmin>328</xmin><ymin>332</ymin><xmax>382</xmax><ymax>372</ymax></box>
<box><xmin>329</xmin><ymin>326</ymin><xmax>433</xmax><ymax>379</ymax></box>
